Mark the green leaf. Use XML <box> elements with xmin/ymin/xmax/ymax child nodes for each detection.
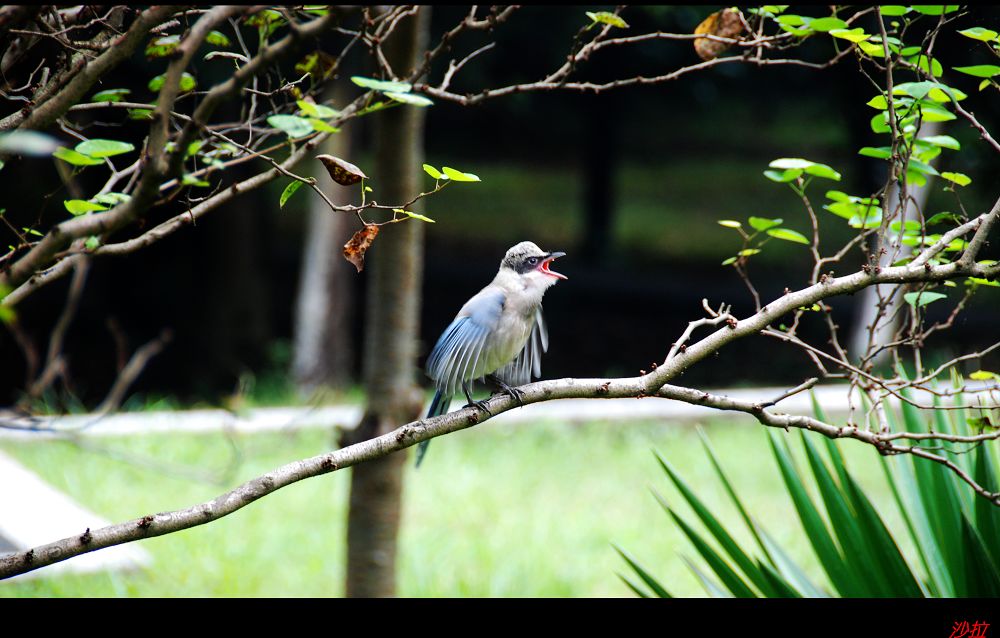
<box><xmin>879</xmin><ymin>6</ymin><xmax>910</xmax><ymax>16</ymax></box>
<box><xmin>351</xmin><ymin>76</ymin><xmax>412</xmax><ymax>93</ymax></box>
<box><xmin>904</xmin><ymin>291</ymin><xmax>947</xmax><ymax>307</ymax></box>
<box><xmin>585</xmin><ymin>11</ymin><xmax>629</xmax><ymax>28</ymax></box>
<box><xmin>870</xmin><ymin>112</ymin><xmax>891</xmax><ymax>134</ymax></box>
<box><xmin>145</xmin><ymin>34</ymin><xmax>180</xmax><ymax>58</ymax></box>
<box><xmin>53</xmin><ymin>147</ymin><xmax>104</xmax><ymax>166</ymax></box>
<box><xmin>810</xmin><ymin>17</ymin><xmax>848</xmax><ymax>32</ymax></box>
<box><xmin>919</xmin><ymin>103</ymin><xmax>956</xmax><ymax>122</ymax></box>
<box><xmin>940</xmin><ymin>172</ymin><xmax>971</xmax><ymax>187</ymax></box>
<box><xmin>769</xmin><ymin>158</ymin><xmax>840</xmax><ymax>180</ymax></box>
<box><xmin>423</xmin><ymin>164</ymin><xmax>443</xmax><ymax>180</ymax></box>
<box><xmin>91</xmin><ymin>88</ymin><xmax>130</xmax><ymax>103</ymax></box>
<box><xmin>384</xmin><ymin>91</ymin><xmax>433</xmax><ymax>107</ymax></box>
<box><xmin>748</xmin><ymin>217</ymin><xmax>781</xmax><ymax>232</ymax></box>
<box><xmin>91</xmin><ymin>192</ymin><xmax>130</xmax><ymax>206</ymax></box>
<box><xmin>297</xmin><ymin>100</ymin><xmax>340</xmax><ymax>119</ymax></box>
<box><xmin>280</xmin><ymin>181</ymin><xmax>303</xmax><ymax>209</ymax></box>
<box><xmin>969</xmin><ymin>370</ymin><xmax>999</xmax><ymax>381</ymax></box>
<box><xmin>721</xmin><ymin>256</ymin><xmax>738</xmax><ymax>266</ymax></box>
<box><xmin>763</xmin><ymin>168</ymin><xmax>801</xmax><ymax>183</ymax></box>
<box><xmin>959</xmin><ymin>27</ymin><xmax>999</xmax><ymax>42</ymax></box>
<box><xmin>64</xmin><ymin>200</ymin><xmax>108</xmax><ymax>215</ymax></box>
<box><xmin>206</xmin><ymin>30</ymin><xmax>231</xmax><ymax>47</ymax></box>
<box><xmin>84</xmin><ymin>236</ymin><xmax>100</xmax><ymax>250</ymax></box>
<box><xmin>613</xmin><ymin>545</ymin><xmax>671</xmax><ymax>597</ymax></box>
<box><xmin>859</xmin><ymin>146</ymin><xmax>892</xmax><ymax>159</ymax></box>
<box><xmin>307</xmin><ymin>119</ymin><xmax>340</xmax><ymax>133</ymax></box>
<box><xmin>857</xmin><ymin>40</ymin><xmax>886</xmax><ymax>58</ymax></box>
<box><xmin>394</xmin><ymin>208</ymin><xmax>435</xmax><ymax>223</ymax></box>
<box><xmin>920</xmin><ymin>135</ymin><xmax>960</xmax><ymax>150</ymax></box>
<box><xmin>128</xmin><ymin>108</ymin><xmax>154</xmax><ymax>120</ymax></box>
<box><xmin>738</xmin><ymin>249</ymin><xmax>761</xmax><ymax>257</ymax></box>
<box><xmin>181</xmin><ymin>174</ymin><xmax>210</xmax><ymax>187</ymax></box>
<box><xmin>954</xmin><ymin>65</ymin><xmax>1000</xmax><ymax>78</ymax></box>
<box><xmin>267</xmin><ymin>114</ymin><xmax>314</xmax><ymax>139</ymax></box>
<box><xmin>828</xmin><ymin>28</ymin><xmax>869</xmax><ymax>43</ymax></box>
<box><xmin>767</xmin><ymin>228</ymin><xmax>809</xmax><ymax>244</ymax></box>
<box><xmin>75</xmin><ymin>139</ymin><xmax>135</xmax><ymax>158</ymax></box>
<box><xmin>866</xmin><ymin>95</ymin><xmax>888</xmax><ymax>109</ymax></box>
<box><xmin>717</xmin><ymin>220</ymin><xmax>742</xmax><ymax>229</ymax></box>
<box><xmin>441</xmin><ymin>166</ymin><xmax>480</xmax><ymax>182</ymax></box>
<box><xmin>148</xmin><ymin>72</ymin><xmax>197</xmax><ymax>92</ymax></box>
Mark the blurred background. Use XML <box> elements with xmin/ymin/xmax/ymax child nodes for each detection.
<box><xmin>1</xmin><ymin>6</ymin><xmax>996</xmax><ymax>408</ymax></box>
<box><xmin>1</xmin><ymin>6</ymin><xmax>998</xmax><ymax>598</ymax></box>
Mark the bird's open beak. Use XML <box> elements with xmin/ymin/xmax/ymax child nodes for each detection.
<box><xmin>540</xmin><ymin>251</ymin><xmax>567</xmax><ymax>280</ymax></box>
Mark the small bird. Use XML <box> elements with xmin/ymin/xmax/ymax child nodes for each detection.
<box><xmin>417</xmin><ymin>241</ymin><xmax>567</xmax><ymax>467</ymax></box>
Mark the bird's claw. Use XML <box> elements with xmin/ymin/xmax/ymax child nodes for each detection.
<box><xmin>464</xmin><ymin>398</ymin><xmax>493</xmax><ymax>417</ymax></box>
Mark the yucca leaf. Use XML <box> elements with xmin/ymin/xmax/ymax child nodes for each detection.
<box><xmin>696</xmin><ymin>428</ymin><xmax>775</xmax><ymax>565</ymax></box>
<box><xmin>768</xmin><ymin>431</ymin><xmax>860</xmax><ymax>596</ymax></box>
<box><xmin>617</xmin><ymin>572</ymin><xmax>653</xmax><ymax>598</ymax></box>
<box><xmin>682</xmin><ymin>555</ymin><xmax>732</xmax><ymax>598</ymax></box>
<box><xmin>655</xmin><ymin>452</ymin><xmax>778</xmax><ymax>596</ymax></box>
<box><xmin>613</xmin><ymin>545</ymin><xmax>672</xmax><ymax>598</ymax></box>
<box><xmin>663</xmin><ymin>505</ymin><xmax>759</xmax><ymax>597</ymax></box>
<box><xmin>959</xmin><ymin>515</ymin><xmax>1000</xmax><ymax>596</ymax></box>
<box><xmin>757</xmin><ymin>526</ymin><xmax>828</xmax><ymax>597</ymax></box>
<box><xmin>757</xmin><ymin>560</ymin><xmax>804</xmax><ymax>598</ymax></box>
<box><xmin>972</xmin><ymin>445</ymin><xmax>1000</xmax><ymax>571</ymax></box>
<box><xmin>800</xmin><ymin>433</ymin><xmax>886</xmax><ymax>596</ymax></box>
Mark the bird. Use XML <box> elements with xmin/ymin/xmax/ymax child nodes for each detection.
<box><xmin>417</xmin><ymin>241</ymin><xmax>567</xmax><ymax>467</ymax></box>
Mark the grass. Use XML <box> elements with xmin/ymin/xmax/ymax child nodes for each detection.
<box><xmin>0</xmin><ymin>413</ymin><xmax>912</xmax><ymax>597</ymax></box>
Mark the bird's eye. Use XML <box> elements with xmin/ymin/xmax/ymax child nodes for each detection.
<box><xmin>527</xmin><ymin>257</ymin><xmax>539</xmax><ymax>266</ymax></box>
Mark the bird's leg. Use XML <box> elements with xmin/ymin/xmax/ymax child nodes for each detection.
<box><xmin>462</xmin><ymin>380</ymin><xmax>493</xmax><ymax>417</ymax></box>
<box><xmin>487</xmin><ymin>375</ymin><xmax>525</xmax><ymax>408</ymax></box>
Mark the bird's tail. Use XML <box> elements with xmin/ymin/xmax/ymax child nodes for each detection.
<box><xmin>415</xmin><ymin>389</ymin><xmax>451</xmax><ymax>468</ymax></box>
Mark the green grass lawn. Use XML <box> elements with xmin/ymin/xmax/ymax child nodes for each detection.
<box><xmin>0</xmin><ymin>413</ymin><xmax>915</xmax><ymax>597</ymax></box>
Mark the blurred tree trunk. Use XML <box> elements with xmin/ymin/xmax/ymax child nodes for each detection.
<box><xmin>292</xmin><ymin>80</ymin><xmax>356</xmax><ymax>394</ymax></box>
<box><xmin>342</xmin><ymin>7</ymin><xmax>429</xmax><ymax>598</ymax></box>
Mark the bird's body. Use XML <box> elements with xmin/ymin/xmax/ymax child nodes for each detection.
<box><xmin>418</xmin><ymin>241</ymin><xmax>567</xmax><ymax>466</ymax></box>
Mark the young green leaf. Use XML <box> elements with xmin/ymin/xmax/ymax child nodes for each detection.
<box><xmin>53</xmin><ymin>147</ymin><xmax>104</xmax><ymax>166</ymax></box>
<box><xmin>351</xmin><ymin>76</ymin><xmax>412</xmax><ymax>93</ymax></box>
<box><xmin>767</xmin><ymin>228</ymin><xmax>810</xmax><ymax>244</ymax></box>
<box><xmin>809</xmin><ymin>17</ymin><xmax>847</xmax><ymax>32</ymax></box>
<box><xmin>64</xmin><ymin>200</ymin><xmax>108</xmax><ymax>216</ymax></box>
<box><xmin>280</xmin><ymin>181</ymin><xmax>303</xmax><ymax>209</ymax></box>
<box><xmin>75</xmin><ymin>139</ymin><xmax>134</xmax><ymax>158</ymax></box>
<box><xmin>717</xmin><ymin>220</ymin><xmax>742</xmax><ymax>229</ymax></box>
<box><xmin>958</xmin><ymin>27</ymin><xmax>998</xmax><ymax>42</ymax></box>
<box><xmin>953</xmin><ymin>65</ymin><xmax>1000</xmax><ymax>78</ymax></box>
<box><xmin>384</xmin><ymin>91</ymin><xmax>434</xmax><ymax>107</ymax></box>
<box><xmin>206</xmin><ymin>30</ymin><xmax>231</xmax><ymax>47</ymax></box>
<box><xmin>91</xmin><ymin>88</ymin><xmax>131</xmax><ymax>103</ymax></box>
<box><xmin>748</xmin><ymin>216</ymin><xmax>782</xmax><ymax>232</ymax></box>
<box><xmin>903</xmin><ymin>291</ymin><xmax>947</xmax><ymax>308</ymax></box>
<box><xmin>828</xmin><ymin>28</ymin><xmax>869</xmax><ymax>43</ymax></box>
<box><xmin>423</xmin><ymin>164</ymin><xmax>443</xmax><ymax>180</ymax></box>
<box><xmin>969</xmin><ymin>370</ymin><xmax>1000</xmax><ymax>381</ymax></box>
<box><xmin>394</xmin><ymin>208</ymin><xmax>435</xmax><ymax>223</ymax></box>
<box><xmin>148</xmin><ymin>72</ymin><xmax>197</xmax><ymax>92</ymax></box>
<box><xmin>586</xmin><ymin>11</ymin><xmax>629</xmax><ymax>28</ymax></box>
<box><xmin>182</xmin><ymin>174</ymin><xmax>210</xmax><ymax>187</ymax></box>
<box><xmin>940</xmin><ymin>172</ymin><xmax>971</xmax><ymax>187</ymax></box>
<box><xmin>267</xmin><ymin>114</ymin><xmax>314</xmax><ymax>139</ymax></box>
<box><xmin>307</xmin><ymin>119</ymin><xmax>340</xmax><ymax>133</ymax></box>
<box><xmin>441</xmin><ymin>166</ymin><xmax>480</xmax><ymax>182</ymax></box>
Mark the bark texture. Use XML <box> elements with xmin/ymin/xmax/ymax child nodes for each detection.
<box><xmin>343</xmin><ymin>7</ymin><xmax>430</xmax><ymax>598</ymax></box>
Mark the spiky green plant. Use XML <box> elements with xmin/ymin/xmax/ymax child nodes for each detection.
<box><xmin>619</xmin><ymin>391</ymin><xmax>1000</xmax><ymax>597</ymax></box>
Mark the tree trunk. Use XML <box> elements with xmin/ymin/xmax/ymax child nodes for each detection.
<box><xmin>342</xmin><ymin>7</ymin><xmax>429</xmax><ymax>598</ymax></box>
<box><xmin>292</xmin><ymin>80</ymin><xmax>356</xmax><ymax>393</ymax></box>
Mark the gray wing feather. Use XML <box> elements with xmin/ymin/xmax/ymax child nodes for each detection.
<box><xmin>426</xmin><ymin>288</ymin><xmax>505</xmax><ymax>395</ymax></box>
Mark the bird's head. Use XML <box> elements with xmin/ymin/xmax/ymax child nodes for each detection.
<box><xmin>500</xmin><ymin>241</ymin><xmax>567</xmax><ymax>288</ymax></box>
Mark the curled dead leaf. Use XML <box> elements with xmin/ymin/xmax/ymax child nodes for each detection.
<box><xmin>693</xmin><ymin>8</ymin><xmax>743</xmax><ymax>61</ymax></box>
<box><xmin>317</xmin><ymin>154</ymin><xmax>368</xmax><ymax>186</ymax></box>
<box><xmin>343</xmin><ymin>224</ymin><xmax>379</xmax><ymax>272</ymax></box>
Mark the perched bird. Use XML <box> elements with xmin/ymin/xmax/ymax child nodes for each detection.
<box><xmin>417</xmin><ymin>241</ymin><xmax>567</xmax><ymax>466</ymax></box>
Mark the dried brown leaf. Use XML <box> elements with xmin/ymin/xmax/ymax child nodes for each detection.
<box><xmin>693</xmin><ymin>9</ymin><xmax>743</xmax><ymax>61</ymax></box>
<box><xmin>343</xmin><ymin>224</ymin><xmax>379</xmax><ymax>272</ymax></box>
<box><xmin>317</xmin><ymin>154</ymin><xmax>368</xmax><ymax>186</ymax></box>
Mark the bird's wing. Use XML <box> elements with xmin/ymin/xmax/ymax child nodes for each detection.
<box><xmin>495</xmin><ymin>306</ymin><xmax>548</xmax><ymax>387</ymax></box>
<box><xmin>426</xmin><ymin>287</ymin><xmax>506</xmax><ymax>396</ymax></box>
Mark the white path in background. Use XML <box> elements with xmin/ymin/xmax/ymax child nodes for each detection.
<box><xmin>0</xmin><ymin>449</ymin><xmax>151</xmax><ymax>581</ymax></box>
